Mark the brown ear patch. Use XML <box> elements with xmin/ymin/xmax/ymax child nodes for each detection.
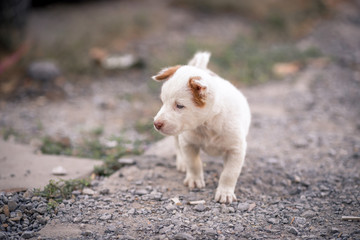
<box><xmin>188</xmin><ymin>76</ymin><xmax>206</xmax><ymax>108</ymax></box>
<box><xmin>152</xmin><ymin>65</ymin><xmax>181</xmax><ymax>81</ymax></box>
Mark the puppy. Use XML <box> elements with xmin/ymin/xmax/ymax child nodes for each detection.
<box><xmin>152</xmin><ymin>52</ymin><xmax>251</xmax><ymax>203</ymax></box>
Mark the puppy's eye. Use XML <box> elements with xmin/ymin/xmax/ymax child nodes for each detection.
<box><xmin>176</xmin><ymin>103</ymin><xmax>185</xmax><ymax>109</ymax></box>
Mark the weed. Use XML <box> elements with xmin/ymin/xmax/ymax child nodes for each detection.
<box><xmin>40</xmin><ymin>136</ymin><xmax>73</xmax><ymax>156</ymax></box>
<box><xmin>211</xmin><ymin>37</ymin><xmax>323</xmax><ymax>84</ymax></box>
<box><xmin>35</xmin><ymin>178</ymin><xmax>90</xmax><ymax>208</ymax></box>
<box><xmin>1</xmin><ymin>127</ymin><xmax>19</xmax><ymax>141</ymax></box>
<box><xmin>40</xmin><ymin>129</ymin><xmax>145</xmax><ymax>177</ymax></box>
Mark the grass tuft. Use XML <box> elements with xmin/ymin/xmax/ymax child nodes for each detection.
<box><xmin>34</xmin><ymin>178</ymin><xmax>91</xmax><ymax>208</ymax></box>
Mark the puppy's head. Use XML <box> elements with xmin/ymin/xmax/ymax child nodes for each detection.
<box><xmin>152</xmin><ymin>65</ymin><xmax>214</xmax><ymax>136</ymax></box>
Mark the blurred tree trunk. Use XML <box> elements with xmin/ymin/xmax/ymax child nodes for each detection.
<box><xmin>0</xmin><ymin>0</ymin><xmax>30</xmax><ymax>54</ymax></box>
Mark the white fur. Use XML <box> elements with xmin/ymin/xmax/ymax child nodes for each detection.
<box><xmin>153</xmin><ymin>52</ymin><xmax>251</xmax><ymax>203</ymax></box>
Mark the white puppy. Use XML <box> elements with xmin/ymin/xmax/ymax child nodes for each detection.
<box><xmin>152</xmin><ymin>52</ymin><xmax>251</xmax><ymax>203</ymax></box>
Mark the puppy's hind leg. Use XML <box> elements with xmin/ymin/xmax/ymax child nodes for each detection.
<box><xmin>175</xmin><ymin>136</ymin><xmax>186</xmax><ymax>172</ymax></box>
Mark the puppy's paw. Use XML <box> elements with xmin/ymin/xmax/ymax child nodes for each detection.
<box><xmin>176</xmin><ymin>158</ymin><xmax>186</xmax><ymax>172</ymax></box>
<box><xmin>184</xmin><ymin>175</ymin><xmax>205</xmax><ymax>189</ymax></box>
<box><xmin>215</xmin><ymin>188</ymin><xmax>237</xmax><ymax>204</ymax></box>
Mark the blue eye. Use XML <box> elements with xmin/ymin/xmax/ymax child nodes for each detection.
<box><xmin>176</xmin><ymin>103</ymin><xmax>185</xmax><ymax>109</ymax></box>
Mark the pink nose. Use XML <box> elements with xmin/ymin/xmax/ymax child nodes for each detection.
<box><xmin>154</xmin><ymin>121</ymin><xmax>164</xmax><ymax>130</ymax></box>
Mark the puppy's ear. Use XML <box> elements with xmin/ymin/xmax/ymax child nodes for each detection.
<box><xmin>152</xmin><ymin>65</ymin><xmax>181</xmax><ymax>81</ymax></box>
<box><xmin>188</xmin><ymin>51</ymin><xmax>211</xmax><ymax>69</ymax></box>
<box><xmin>188</xmin><ymin>76</ymin><xmax>207</xmax><ymax>107</ymax></box>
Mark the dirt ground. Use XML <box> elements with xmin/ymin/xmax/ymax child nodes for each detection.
<box><xmin>0</xmin><ymin>0</ymin><xmax>360</xmax><ymax>239</ymax></box>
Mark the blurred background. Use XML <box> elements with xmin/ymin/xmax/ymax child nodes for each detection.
<box><xmin>0</xmin><ymin>0</ymin><xmax>352</xmax><ymax>174</ymax></box>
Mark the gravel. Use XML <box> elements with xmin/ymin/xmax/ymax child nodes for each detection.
<box><xmin>1</xmin><ymin>1</ymin><xmax>360</xmax><ymax>240</ymax></box>
<box><xmin>0</xmin><ymin>190</ymin><xmax>55</xmax><ymax>239</ymax></box>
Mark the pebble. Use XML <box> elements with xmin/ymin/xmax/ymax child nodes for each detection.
<box><xmin>288</xmin><ymin>226</ymin><xmax>299</xmax><ymax>235</ymax></box>
<box><xmin>105</xmin><ymin>225</ymin><xmax>117</xmax><ymax>233</ymax></box>
<box><xmin>7</xmin><ymin>200</ymin><xmax>17</xmax><ymax>212</ymax></box>
<box><xmin>267</xmin><ymin>218</ymin><xmax>279</xmax><ymax>224</ymax></box>
<box><xmin>237</xmin><ymin>202</ymin><xmax>249</xmax><ymax>212</ymax></box>
<box><xmin>194</xmin><ymin>204</ymin><xmax>206</xmax><ymax>212</ymax></box>
<box><xmin>100</xmin><ymin>189</ymin><xmax>110</xmax><ymax>195</ymax></box>
<box><xmin>0</xmin><ymin>232</ymin><xmax>7</xmax><ymax>239</ymax></box>
<box><xmin>173</xmin><ymin>232</ymin><xmax>195</xmax><ymax>240</ymax></box>
<box><xmin>99</xmin><ymin>213</ymin><xmax>112</xmax><ymax>221</ymax></box>
<box><xmin>51</xmin><ymin>166</ymin><xmax>67</xmax><ymax>176</ymax></box>
<box><xmin>36</xmin><ymin>203</ymin><xmax>48</xmax><ymax>214</ymax></box>
<box><xmin>118</xmin><ymin>158</ymin><xmax>136</xmax><ymax>165</ymax></box>
<box><xmin>135</xmin><ymin>189</ymin><xmax>148</xmax><ymax>196</ymax></box>
<box><xmin>3</xmin><ymin>206</ymin><xmax>10</xmax><ymax>217</ymax></box>
<box><xmin>82</xmin><ymin>188</ymin><xmax>95</xmax><ymax>195</ymax></box>
<box><xmin>28</xmin><ymin>61</ymin><xmax>61</xmax><ymax>82</ymax></box>
<box><xmin>21</xmin><ymin>231</ymin><xmax>34</xmax><ymax>239</ymax></box>
<box><xmin>301</xmin><ymin>210</ymin><xmax>316</xmax><ymax>218</ymax></box>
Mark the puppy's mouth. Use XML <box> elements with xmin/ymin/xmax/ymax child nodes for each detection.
<box><xmin>153</xmin><ymin>122</ymin><xmax>180</xmax><ymax>136</ymax></box>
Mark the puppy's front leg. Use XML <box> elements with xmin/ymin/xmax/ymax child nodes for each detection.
<box><xmin>175</xmin><ymin>136</ymin><xmax>186</xmax><ymax>172</ymax></box>
<box><xmin>215</xmin><ymin>141</ymin><xmax>247</xmax><ymax>203</ymax></box>
<box><xmin>182</xmin><ymin>143</ymin><xmax>205</xmax><ymax>189</ymax></box>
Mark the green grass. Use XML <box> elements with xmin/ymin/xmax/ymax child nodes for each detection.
<box><xmin>35</xmin><ymin>178</ymin><xmax>91</xmax><ymax>208</ymax></box>
<box><xmin>149</xmin><ymin>36</ymin><xmax>323</xmax><ymax>85</ymax></box>
<box><xmin>40</xmin><ymin>129</ymin><xmax>146</xmax><ymax>176</ymax></box>
<box><xmin>212</xmin><ymin>38</ymin><xmax>322</xmax><ymax>84</ymax></box>
<box><xmin>41</xmin><ymin>136</ymin><xmax>73</xmax><ymax>156</ymax></box>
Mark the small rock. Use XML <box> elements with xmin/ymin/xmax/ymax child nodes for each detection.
<box><xmin>235</xmin><ymin>224</ymin><xmax>244</xmax><ymax>232</ymax></box>
<box><xmin>149</xmin><ymin>193</ymin><xmax>162</xmax><ymax>201</ymax></box>
<box><xmin>37</xmin><ymin>215</ymin><xmax>47</xmax><ymax>225</ymax></box>
<box><xmin>51</xmin><ymin>166</ymin><xmax>67</xmax><ymax>176</ymax></box>
<box><xmin>7</xmin><ymin>200</ymin><xmax>17</xmax><ymax>212</ymax></box>
<box><xmin>82</xmin><ymin>188</ymin><xmax>95</xmax><ymax>195</ymax></box>
<box><xmin>173</xmin><ymin>232</ymin><xmax>195</xmax><ymax>240</ymax></box>
<box><xmin>72</xmin><ymin>190</ymin><xmax>81</xmax><ymax>196</ymax></box>
<box><xmin>23</xmin><ymin>190</ymin><xmax>34</xmax><ymax>199</ymax></box>
<box><xmin>135</xmin><ymin>189</ymin><xmax>148</xmax><ymax>196</ymax></box>
<box><xmin>36</xmin><ymin>203</ymin><xmax>48</xmax><ymax>214</ymax></box>
<box><xmin>203</xmin><ymin>228</ymin><xmax>217</xmax><ymax>237</ymax></box>
<box><xmin>81</xmin><ymin>230</ymin><xmax>93</xmax><ymax>236</ymax></box>
<box><xmin>301</xmin><ymin>210</ymin><xmax>316</xmax><ymax>218</ymax></box>
<box><xmin>248</xmin><ymin>203</ymin><xmax>256</xmax><ymax>212</ymax></box>
<box><xmin>21</xmin><ymin>231</ymin><xmax>34</xmax><ymax>239</ymax></box>
<box><xmin>165</xmin><ymin>204</ymin><xmax>177</xmax><ymax>211</ymax></box>
<box><xmin>105</xmin><ymin>225</ymin><xmax>117</xmax><ymax>233</ymax></box>
<box><xmin>267</xmin><ymin>218</ymin><xmax>279</xmax><ymax>224</ymax></box>
<box><xmin>118</xmin><ymin>158</ymin><xmax>136</xmax><ymax>165</ymax></box>
<box><xmin>3</xmin><ymin>205</ymin><xmax>10</xmax><ymax>217</ymax></box>
<box><xmin>228</xmin><ymin>207</ymin><xmax>235</xmax><ymax>213</ymax></box>
<box><xmin>0</xmin><ymin>232</ymin><xmax>7</xmax><ymax>240</ymax></box>
<box><xmin>237</xmin><ymin>202</ymin><xmax>249</xmax><ymax>212</ymax></box>
<box><xmin>0</xmin><ymin>214</ymin><xmax>6</xmax><ymax>223</ymax></box>
<box><xmin>100</xmin><ymin>189</ymin><xmax>110</xmax><ymax>195</ymax></box>
<box><xmin>288</xmin><ymin>226</ymin><xmax>299</xmax><ymax>235</ymax></box>
<box><xmin>194</xmin><ymin>204</ymin><xmax>206</xmax><ymax>212</ymax></box>
<box><xmin>99</xmin><ymin>213</ymin><xmax>112</xmax><ymax>221</ymax></box>
<box><xmin>73</xmin><ymin>217</ymin><xmax>82</xmax><ymax>223</ymax></box>
<box><xmin>28</xmin><ymin>61</ymin><xmax>61</xmax><ymax>82</ymax></box>
<box><xmin>293</xmin><ymin>138</ymin><xmax>308</xmax><ymax>148</ymax></box>
<box><xmin>331</xmin><ymin>227</ymin><xmax>339</xmax><ymax>233</ymax></box>
<box><xmin>127</xmin><ymin>208</ymin><xmax>136</xmax><ymax>215</ymax></box>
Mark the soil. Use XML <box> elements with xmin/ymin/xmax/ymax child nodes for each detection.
<box><xmin>0</xmin><ymin>0</ymin><xmax>359</xmax><ymax>239</ymax></box>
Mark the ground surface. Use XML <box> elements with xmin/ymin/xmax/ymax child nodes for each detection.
<box><xmin>0</xmin><ymin>0</ymin><xmax>360</xmax><ymax>239</ymax></box>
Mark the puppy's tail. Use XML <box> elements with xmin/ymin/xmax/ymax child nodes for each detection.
<box><xmin>188</xmin><ymin>51</ymin><xmax>211</xmax><ymax>69</ymax></box>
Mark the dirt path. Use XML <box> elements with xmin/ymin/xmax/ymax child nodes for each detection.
<box><xmin>1</xmin><ymin>1</ymin><xmax>360</xmax><ymax>239</ymax></box>
<box><xmin>38</xmin><ymin>3</ymin><xmax>360</xmax><ymax>238</ymax></box>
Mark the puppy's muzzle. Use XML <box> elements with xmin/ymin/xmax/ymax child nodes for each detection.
<box><xmin>154</xmin><ymin>121</ymin><xmax>164</xmax><ymax>130</ymax></box>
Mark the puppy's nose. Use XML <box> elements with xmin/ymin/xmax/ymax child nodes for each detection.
<box><xmin>154</xmin><ymin>121</ymin><xmax>164</xmax><ymax>130</ymax></box>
